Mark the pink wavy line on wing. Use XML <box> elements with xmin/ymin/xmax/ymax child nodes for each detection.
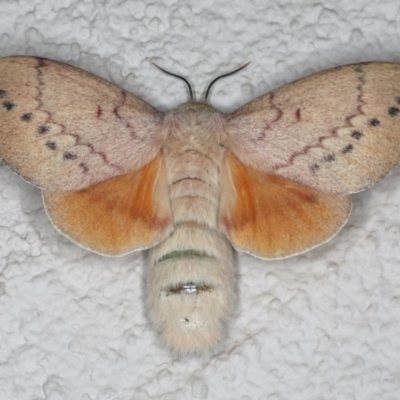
<box><xmin>272</xmin><ymin>64</ymin><xmax>368</xmax><ymax>172</ymax></box>
<box><xmin>33</xmin><ymin>57</ymin><xmax>123</xmax><ymax>173</ymax></box>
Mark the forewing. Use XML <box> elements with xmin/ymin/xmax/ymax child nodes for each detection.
<box><xmin>219</xmin><ymin>152</ymin><xmax>351</xmax><ymax>259</ymax></box>
<box><xmin>43</xmin><ymin>155</ymin><xmax>173</xmax><ymax>256</ymax></box>
<box><xmin>225</xmin><ymin>62</ymin><xmax>400</xmax><ymax>195</ymax></box>
<box><xmin>0</xmin><ymin>56</ymin><xmax>164</xmax><ymax>191</ymax></box>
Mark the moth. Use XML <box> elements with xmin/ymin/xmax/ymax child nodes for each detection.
<box><xmin>1</xmin><ymin>56</ymin><xmax>400</xmax><ymax>354</ymax></box>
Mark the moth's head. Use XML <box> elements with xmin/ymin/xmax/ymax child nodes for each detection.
<box><xmin>151</xmin><ymin>61</ymin><xmax>250</xmax><ymax>105</ymax></box>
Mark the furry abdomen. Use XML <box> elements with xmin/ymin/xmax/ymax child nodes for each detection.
<box><xmin>147</xmin><ymin>108</ymin><xmax>235</xmax><ymax>354</ymax></box>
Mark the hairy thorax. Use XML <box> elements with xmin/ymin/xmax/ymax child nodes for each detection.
<box><xmin>163</xmin><ymin>103</ymin><xmax>227</xmax><ymax>224</ymax></box>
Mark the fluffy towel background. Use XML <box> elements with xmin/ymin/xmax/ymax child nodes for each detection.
<box><xmin>0</xmin><ymin>0</ymin><xmax>400</xmax><ymax>399</ymax></box>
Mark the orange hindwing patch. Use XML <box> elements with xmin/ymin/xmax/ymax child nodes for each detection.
<box><xmin>219</xmin><ymin>152</ymin><xmax>352</xmax><ymax>259</ymax></box>
<box><xmin>43</xmin><ymin>155</ymin><xmax>172</xmax><ymax>256</ymax></box>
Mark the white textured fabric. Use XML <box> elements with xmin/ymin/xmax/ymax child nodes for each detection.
<box><xmin>1</xmin><ymin>1</ymin><xmax>400</xmax><ymax>399</ymax></box>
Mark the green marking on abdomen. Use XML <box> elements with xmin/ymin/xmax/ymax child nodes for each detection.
<box><xmin>157</xmin><ymin>249</ymin><xmax>214</xmax><ymax>263</ymax></box>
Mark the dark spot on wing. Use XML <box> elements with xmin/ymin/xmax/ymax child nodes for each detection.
<box><xmin>2</xmin><ymin>101</ymin><xmax>15</xmax><ymax>111</ymax></box>
<box><xmin>341</xmin><ymin>144</ymin><xmax>353</xmax><ymax>154</ymax></box>
<box><xmin>63</xmin><ymin>151</ymin><xmax>77</xmax><ymax>160</ymax></box>
<box><xmin>388</xmin><ymin>106</ymin><xmax>400</xmax><ymax>117</ymax></box>
<box><xmin>20</xmin><ymin>113</ymin><xmax>33</xmax><ymax>122</ymax></box>
<box><xmin>310</xmin><ymin>163</ymin><xmax>320</xmax><ymax>174</ymax></box>
<box><xmin>369</xmin><ymin>118</ymin><xmax>380</xmax><ymax>127</ymax></box>
<box><xmin>45</xmin><ymin>141</ymin><xmax>57</xmax><ymax>150</ymax></box>
<box><xmin>0</xmin><ymin>90</ymin><xmax>6</xmax><ymax>98</ymax></box>
<box><xmin>38</xmin><ymin>125</ymin><xmax>50</xmax><ymax>135</ymax></box>
<box><xmin>323</xmin><ymin>154</ymin><xmax>335</xmax><ymax>162</ymax></box>
<box><xmin>351</xmin><ymin>130</ymin><xmax>363</xmax><ymax>140</ymax></box>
